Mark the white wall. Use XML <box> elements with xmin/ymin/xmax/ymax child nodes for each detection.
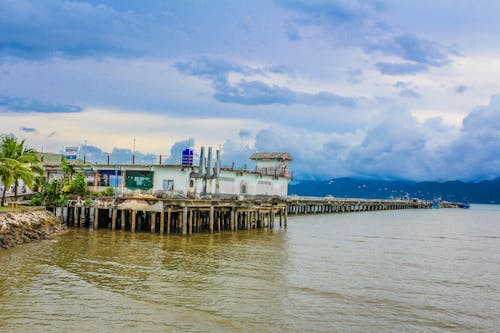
<box><xmin>152</xmin><ymin>166</ymin><xmax>191</xmax><ymax>195</ymax></box>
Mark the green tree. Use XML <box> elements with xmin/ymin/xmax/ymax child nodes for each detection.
<box><xmin>0</xmin><ymin>136</ymin><xmax>41</xmax><ymax>206</ymax></box>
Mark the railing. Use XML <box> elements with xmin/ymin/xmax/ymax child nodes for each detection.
<box><xmin>287</xmin><ymin>195</ymin><xmax>419</xmax><ymax>203</ymax></box>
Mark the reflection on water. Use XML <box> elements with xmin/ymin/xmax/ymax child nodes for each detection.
<box><xmin>1</xmin><ymin>206</ymin><xmax>499</xmax><ymax>332</ymax></box>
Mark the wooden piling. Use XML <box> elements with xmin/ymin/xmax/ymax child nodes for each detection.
<box><xmin>111</xmin><ymin>208</ymin><xmax>117</xmax><ymax>230</ymax></box>
<box><xmin>93</xmin><ymin>207</ymin><xmax>99</xmax><ymax>230</ymax></box>
<box><xmin>131</xmin><ymin>210</ymin><xmax>137</xmax><ymax>232</ymax></box>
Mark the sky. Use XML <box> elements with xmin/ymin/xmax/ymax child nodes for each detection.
<box><xmin>0</xmin><ymin>0</ymin><xmax>499</xmax><ymax>181</ymax></box>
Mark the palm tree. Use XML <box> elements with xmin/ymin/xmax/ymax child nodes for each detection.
<box><xmin>0</xmin><ymin>159</ymin><xmax>15</xmax><ymax>206</ymax></box>
<box><xmin>0</xmin><ymin>136</ymin><xmax>41</xmax><ymax>206</ymax></box>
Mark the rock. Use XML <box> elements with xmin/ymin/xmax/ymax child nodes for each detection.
<box><xmin>0</xmin><ymin>211</ymin><xmax>67</xmax><ymax>249</ymax></box>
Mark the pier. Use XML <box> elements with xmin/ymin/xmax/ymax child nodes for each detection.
<box><xmin>287</xmin><ymin>196</ymin><xmax>432</xmax><ymax>215</ymax></box>
<box><xmin>62</xmin><ymin>197</ymin><xmax>288</xmax><ymax>234</ymax></box>
<box><xmin>59</xmin><ymin>196</ymin><xmax>432</xmax><ymax>234</ymax></box>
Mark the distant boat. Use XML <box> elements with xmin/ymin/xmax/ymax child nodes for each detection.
<box><xmin>431</xmin><ymin>198</ymin><xmax>442</xmax><ymax>209</ymax></box>
<box><xmin>458</xmin><ymin>201</ymin><xmax>470</xmax><ymax>209</ymax></box>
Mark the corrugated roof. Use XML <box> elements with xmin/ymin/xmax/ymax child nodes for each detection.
<box><xmin>249</xmin><ymin>152</ymin><xmax>293</xmax><ymax>161</ymax></box>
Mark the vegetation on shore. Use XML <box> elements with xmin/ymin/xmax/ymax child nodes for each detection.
<box><xmin>1</xmin><ymin>134</ymin><xmax>115</xmax><ymax>208</ymax></box>
<box><xmin>0</xmin><ymin>135</ymin><xmax>43</xmax><ymax>206</ymax></box>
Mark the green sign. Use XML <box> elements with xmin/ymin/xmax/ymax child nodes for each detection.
<box><xmin>125</xmin><ymin>170</ymin><xmax>153</xmax><ymax>190</ymax></box>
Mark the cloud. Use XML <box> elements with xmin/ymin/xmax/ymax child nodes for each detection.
<box><xmin>0</xmin><ymin>0</ymin><xmax>190</xmax><ymax>59</ymax></box>
<box><xmin>347</xmin><ymin>67</ymin><xmax>363</xmax><ymax>84</ymax></box>
<box><xmin>281</xmin><ymin>0</ymin><xmax>369</xmax><ymax>26</ymax></box>
<box><xmin>20</xmin><ymin>127</ymin><xmax>37</xmax><ymax>133</ymax></box>
<box><xmin>175</xmin><ymin>57</ymin><xmax>356</xmax><ymax>106</ymax></box>
<box><xmin>370</xmin><ymin>33</ymin><xmax>454</xmax><ymax>75</ymax></box>
<box><xmin>238</xmin><ymin>129</ymin><xmax>252</xmax><ymax>138</ymax></box>
<box><xmin>442</xmin><ymin>95</ymin><xmax>500</xmax><ymax>179</ymax></box>
<box><xmin>455</xmin><ymin>85</ymin><xmax>468</xmax><ymax>94</ymax></box>
<box><xmin>0</xmin><ymin>95</ymin><xmax>82</xmax><ymax>113</ymax></box>
<box><xmin>219</xmin><ymin>95</ymin><xmax>500</xmax><ymax>181</ymax></box>
<box><xmin>375</xmin><ymin>34</ymin><xmax>451</xmax><ymax>66</ymax></box>
<box><xmin>214</xmin><ymin>79</ymin><xmax>356</xmax><ymax>106</ymax></box>
<box><xmin>164</xmin><ymin>138</ymin><xmax>195</xmax><ymax>164</ymax></box>
<box><xmin>284</xmin><ymin>21</ymin><xmax>302</xmax><ymax>41</ymax></box>
<box><xmin>400</xmin><ymin>89</ymin><xmax>420</xmax><ymax>99</ymax></box>
<box><xmin>375</xmin><ymin>62</ymin><xmax>428</xmax><ymax>75</ymax></box>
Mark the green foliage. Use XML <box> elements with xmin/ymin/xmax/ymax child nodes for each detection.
<box><xmin>61</xmin><ymin>172</ymin><xmax>88</xmax><ymax>196</ymax></box>
<box><xmin>29</xmin><ymin>178</ymin><xmax>62</xmax><ymax>206</ymax></box>
<box><xmin>103</xmin><ymin>187</ymin><xmax>114</xmax><ymax>196</ymax></box>
<box><xmin>0</xmin><ymin>135</ymin><xmax>41</xmax><ymax>206</ymax></box>
<box><xmin>89</xmin><ymin>187</ymin><xmax>114</xmax><ymax>197</ymax></box>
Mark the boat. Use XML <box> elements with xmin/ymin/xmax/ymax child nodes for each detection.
<box><xmin>431</xmin><ymin>198</ymin><xmax>442</xmax><ymax>209</ymax></box>
<box><xmin>458</xmin><ymin>201</ymin><xmax>470</xmax><ymax>209</ymax></box>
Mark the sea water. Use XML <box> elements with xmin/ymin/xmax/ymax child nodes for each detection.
<box><xmin>1</xmin><ymin>205</ymin><xmax>499</xmax><ymax>332</ymax></box>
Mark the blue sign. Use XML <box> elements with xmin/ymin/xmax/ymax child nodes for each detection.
<box><xmin>65</xmin><ymin>147</ymin><xmax>78</xmax><ymax>160</ymax></box>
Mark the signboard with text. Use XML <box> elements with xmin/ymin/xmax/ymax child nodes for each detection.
<box><xmin>65</xmin><ymin>146</ymin><xmax>78</xmax><ymax>160</ymax></box>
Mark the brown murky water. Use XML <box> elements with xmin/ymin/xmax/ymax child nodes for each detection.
<box><xmin>1</xmin><ymin>205</ymin><xmax>499</xmax><ymax>332</ymax></box>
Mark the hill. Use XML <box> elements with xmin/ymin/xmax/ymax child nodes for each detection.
<box><xmin>288</xmin><ymin>178</ymin><xmax>500</xmax><ymax>204</ymax></box>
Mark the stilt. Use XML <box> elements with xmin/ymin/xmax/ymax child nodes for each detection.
<box><xmin>159</xmin><ymin>211</ymin><xmax>165</xmax><ymax>234</ymax></box>
<box><xmin>131</xmin><ymin>210</ymin><xmax>137</xmax><ymax>232</ymax></box>
<box><xmin>111</xmin><ymin>208</ymin><xmax>117</xmax><ymax>231</ymax></box>
<box><xmin>93</xmin><ymin>207</ymin><xmax>99</xmax><ymax>230</ymax></box>
<box><xmin>121</xmin><ymin>209</ymin><xmax>125</xmax><ymax>230</ymax></box>
<box><xmin>209</xmin><ymin>205</ymin><xmax>214</xmax><ymax>233</ymax></box>
<box><xmin>182</xmin><ymin>206</ymin><xmax>188</xmax><ymax>236</ymax></box>
<box><xmin>167</xmin><ymin>208</ymin><xmax>171</xmax><ymax>235</ymax></box>
<box><xmin>150</xmin><ymin>212</ymin><xmax>156</xmax><ymax>233</ymax></box>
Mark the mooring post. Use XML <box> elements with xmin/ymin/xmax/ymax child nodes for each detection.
<box><xmin>131</xmin><ymin>210</ymin><xmax>137</xmax><ymax>232</ymax></box>
<box><xmin>189</xmin><ymin>209</ymin><xmax>193</xmax><ymax>235</ymax></box>
<box><xmin>230</xmin><ymin>208</ymin><xmax>235</xmax><ymax>231</ymax></box>
<box><xmin>167</xmin><ymin>208</ymin><xmax>171</xmax><ymax>235</ymax></box>
<box><xmin>111</xmin><ymin>208</ymin><xmax>117</xmax><ymax>231</ymax></box>
<box><xmin>150</xmin><ymin>212</ymin><xmax>156</xmax><ymax>233</ymax></box>
<box><xmin>74</xmin><ymin>206</ymin><xmax>79</xmax><ymax>227</ymax></box>
<box><xmin>209</xmin><ymin>205</ymin><xmax>214</xmax><ymax>233</ymax></box>
<box><xmin>121</xmin><ymin>209</ymin><xmax>125</xmax><ymax>230</ymax></box>
<box><xmin>159</xmin><ymin>211</ymin><xmax>165</xmax><ymax>234</ymax></box>
<box><xmin>93</xmin><ymin>207</ymin><xmax>99</xmax><ymax>230</ymax></box>
<box><xmin>182</xmin><ymin>206</ymin><xmax>188</xmax><ymax>236</ymax></box>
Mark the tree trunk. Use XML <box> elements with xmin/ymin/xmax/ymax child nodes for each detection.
<box><xmin>1</xmin><ymin>186</ymin><xmax>6</xmax><ymax>206</ymax></box>
<box><xmin>14</xmin><ymin>179</ymin><xmax>18</xmax><ymax>201</ymax></box>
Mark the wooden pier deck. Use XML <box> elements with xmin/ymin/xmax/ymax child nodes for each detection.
<box><xmin>287</xmin><ymin>196</ymin><xmax>431</xmax><ymax>215</ymax></box>
<box><xmin>59</xmin><ymin>195</ymin><xmax>432</xmax><ymax>234</ymax></box>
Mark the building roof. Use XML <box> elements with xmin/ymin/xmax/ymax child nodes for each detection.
<box><xmin>249</xmin><ymin>152</ymin><xmax>293</xmax><ymax>161</ymax></box>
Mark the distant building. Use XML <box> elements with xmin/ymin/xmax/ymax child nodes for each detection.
<box><xmin>39</xmin><ymin>148</ymin><xmax>293</xmax><ymax>198</ymax></box>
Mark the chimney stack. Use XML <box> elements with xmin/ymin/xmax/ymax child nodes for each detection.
<box><xmin>199</xmin><ymin>147</ymin><xmax>206</xmax><ymax>176</ymax></box>
<box><xmin>207</xmin><ymin>147</ymin><xmax>213</xmax><ymax>177</ymax></box>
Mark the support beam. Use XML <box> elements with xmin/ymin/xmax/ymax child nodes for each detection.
<box><xmin>121</xmin><ymin>209</ymin><xmax>125</xmax><ymax>230</ymax></box>
<box><xmin>209</xmin><ymin>205</ymin><xmax>214</xmax><ymax>233</ymax></box>
<box><xmin>111</xmin><ymin>208</ymin><xmax>117</xmax><ymax>231</ymax></box>
<box><xmin>93</xmin><ymin>207</ymin><xmax>99</xmax><ymax>230</ymax></box>
<box><xmin>182</xmin><ymin>206</ymin><xmax>188</xmax><ymax>236</ymax></box>
<box><xmin>150</xmin><ymin>212</ymin><xmax>156</xmax><ymax>233</ymax></box>
<box><xmin>131</xmin><ymin>210</ymin><xmax>137</xmax><ymax>233</ymax></box>
<box><xmin>159</xmin><ymin>211</ymin><xmax>165</xmax><ymax>234</ymax></box>
<box><xmin>167</xmin><ymin>209</ymin><xmax>171</xmax><ymax>235</ymax></box>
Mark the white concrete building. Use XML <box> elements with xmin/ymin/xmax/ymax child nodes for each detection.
<box><xmin>91</xmin><ymin>150</ymin><xmax>293</xmax><ymax>198</ymax></box>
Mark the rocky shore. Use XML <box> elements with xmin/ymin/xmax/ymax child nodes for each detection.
<box><xmin>0</xmin><ymin>210</ymin><xmax>67</xmax><ymax>249</ymax></box>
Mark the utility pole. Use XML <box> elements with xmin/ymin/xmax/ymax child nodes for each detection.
<box><xmin>132</xmin><ymin>138</ymin><xmax>136</xmax><ymax>165</ymax></box>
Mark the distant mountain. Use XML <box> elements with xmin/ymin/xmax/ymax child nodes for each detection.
<box><xmin>288</xmin><ymin>178</ymin><xmax>500</xmax><ymax>204</ymax></box>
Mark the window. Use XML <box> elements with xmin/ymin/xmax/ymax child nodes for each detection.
<box><xmin>189</xmin><ymin>179</ymin><xmax>194</xmax><ymax>188</ymax></box>
<box><xmin>241</xmin><ymin>183</ymin><xmax>247</xmax><ymax>194</ymax></box>
<box><xmin>162</xmin><ymin>180</ymin><xmax>174</xmax><ymax>192</ymax></box>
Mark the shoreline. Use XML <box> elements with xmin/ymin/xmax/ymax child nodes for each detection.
<box><xmin>0</xmin><ymin>210</ymin><xmax>67</xmax><ymax>249</ymax></box>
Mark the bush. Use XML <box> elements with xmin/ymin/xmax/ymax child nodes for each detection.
<box><xmin>103</xmin><ymin>187</ymin><xmax>114</xmax><ymax>196</ymax></box>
